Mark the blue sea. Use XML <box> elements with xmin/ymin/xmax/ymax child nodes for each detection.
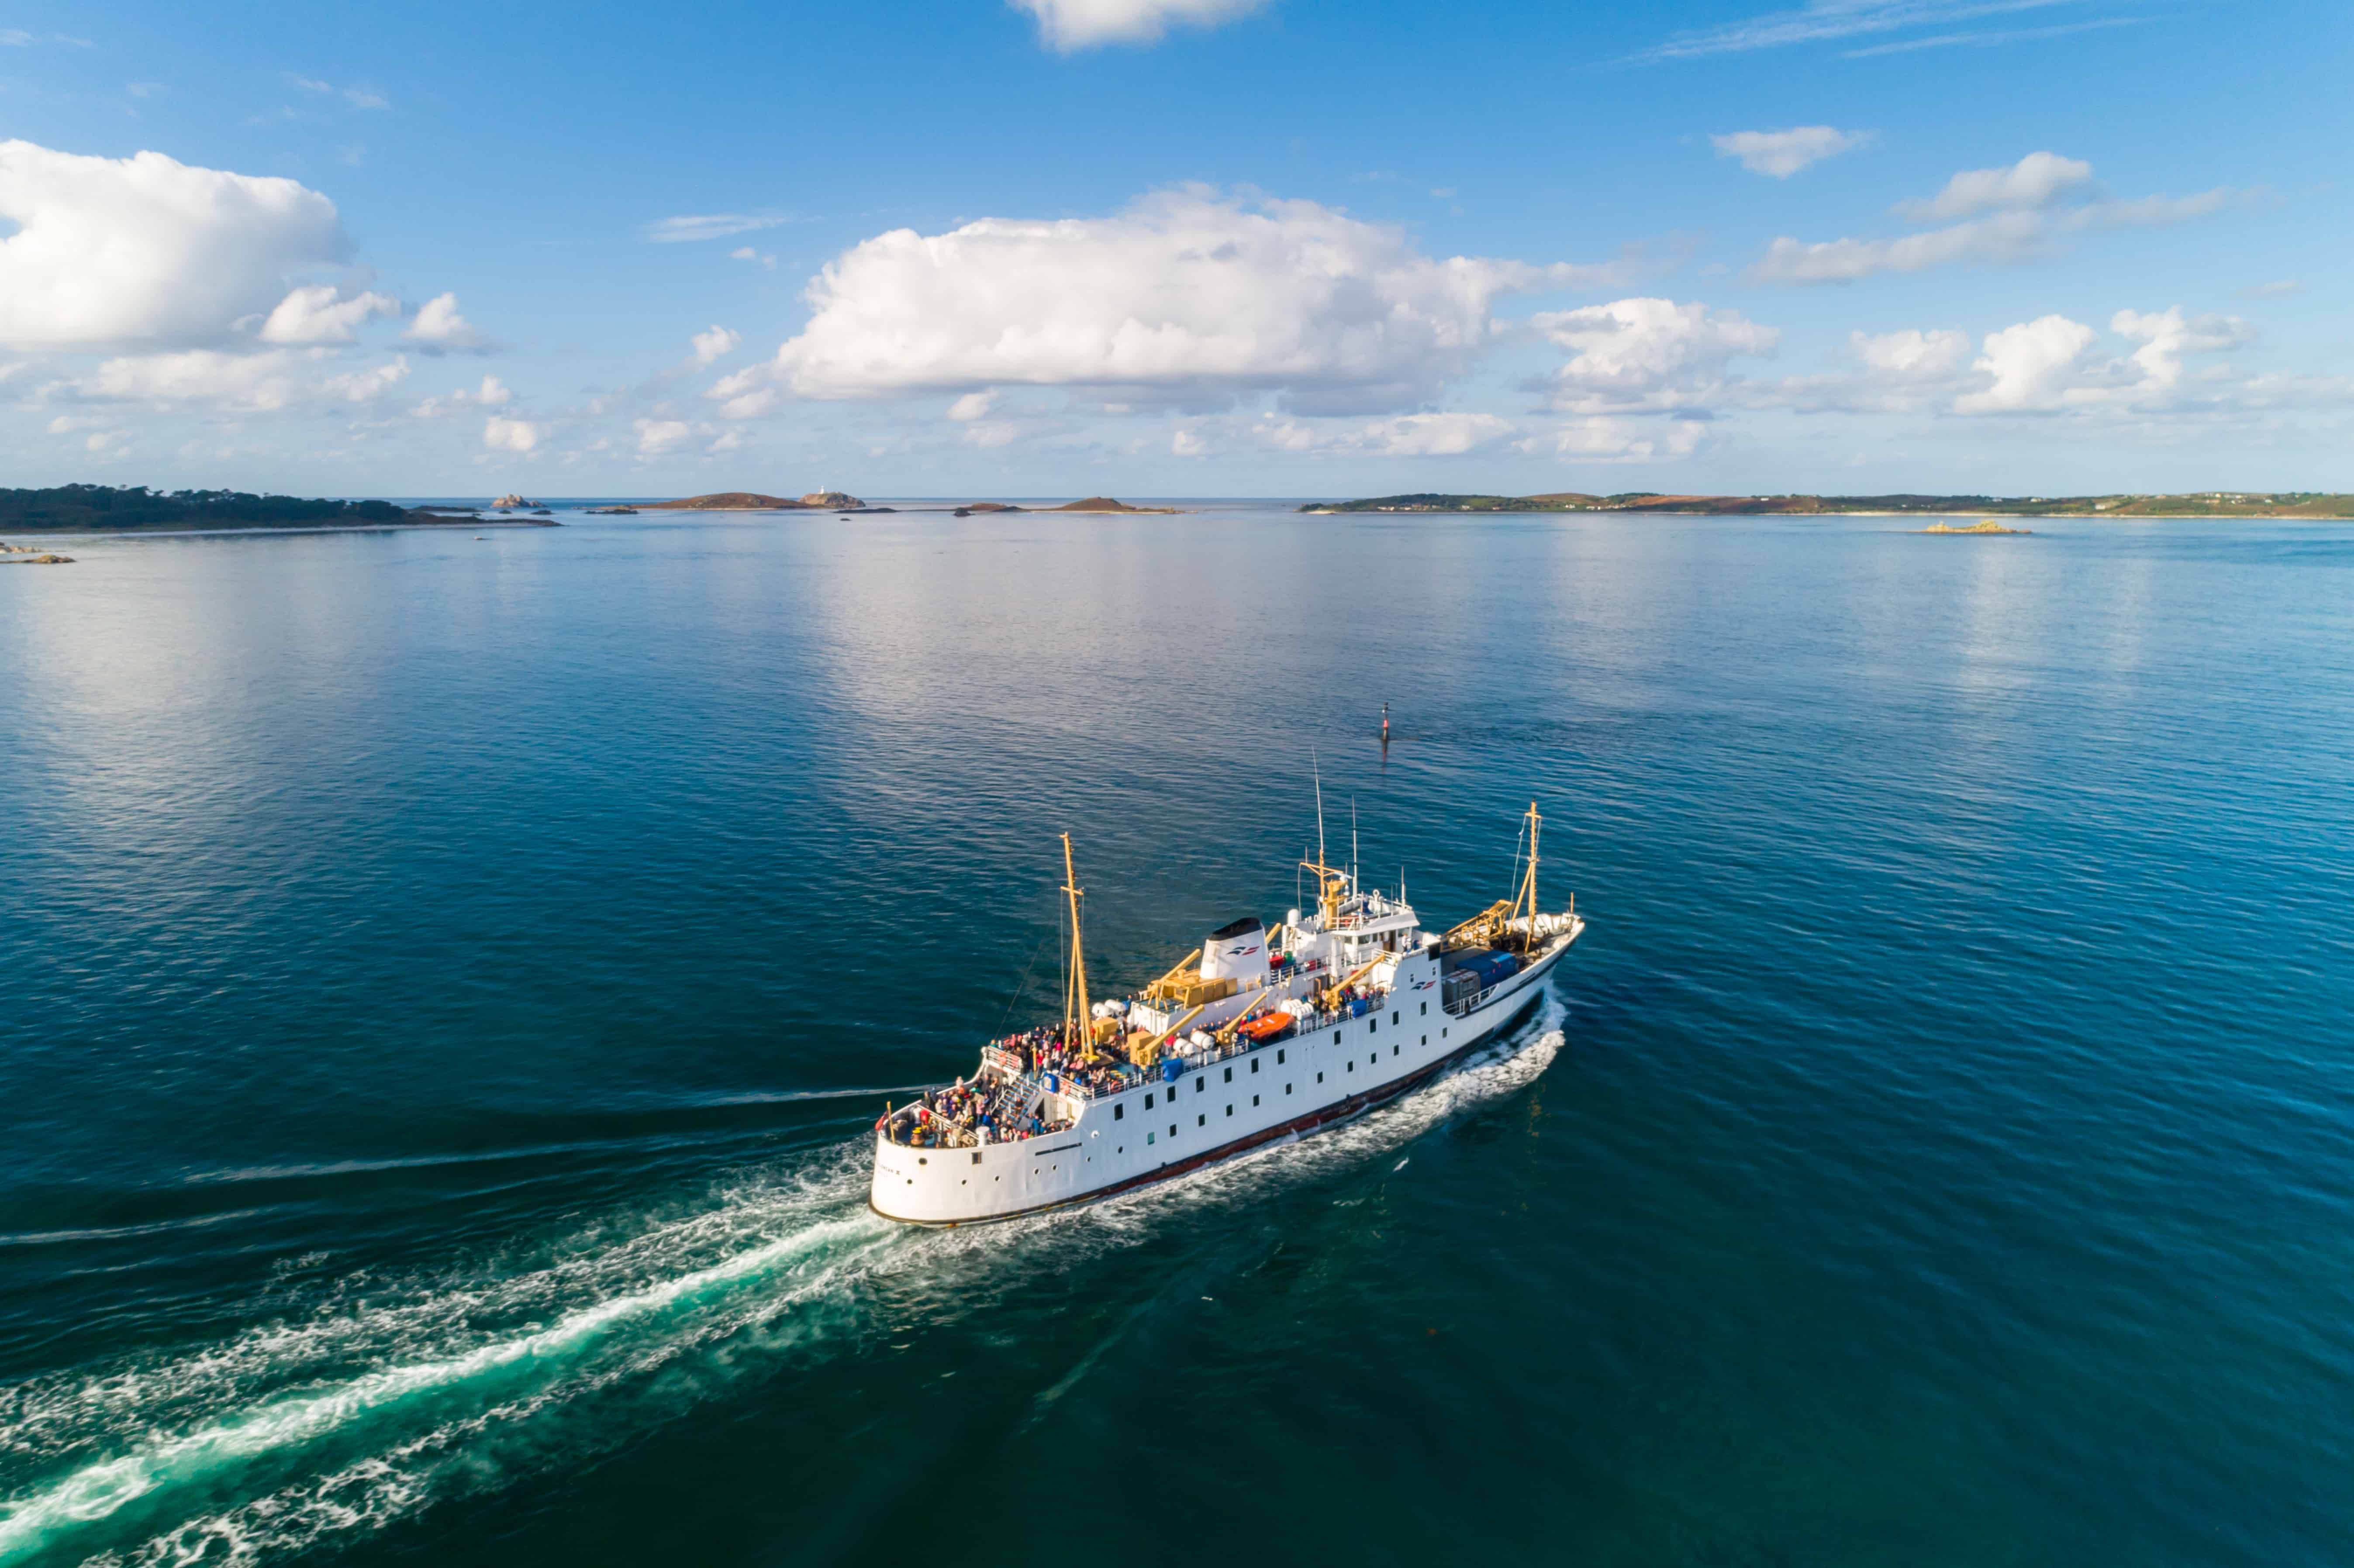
<box><xmin>1</xmin><ymin>503</ymin><xmax>2348</xmax><ymax>1566</ymax></box>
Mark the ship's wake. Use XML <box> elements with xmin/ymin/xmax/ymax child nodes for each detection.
<box><xmin>0</xmin><ymin>1001</ymin><xmax>1566</xmax><ymax>1566</ymax></box>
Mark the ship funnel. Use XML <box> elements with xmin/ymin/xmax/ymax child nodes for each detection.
<box><xmin>1201</xmin><ymin>917</ymin><xmax>1266</xmax><ymax>982</ymax></box>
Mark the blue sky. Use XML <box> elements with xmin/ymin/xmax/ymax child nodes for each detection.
<box><xmin>2</xmin><ymin>0</ymin><xmax>2347</xmax><ymax>497</ymax></box>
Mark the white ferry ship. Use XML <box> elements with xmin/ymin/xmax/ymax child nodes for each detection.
<box><xmin>872</xmin><ymin>804</ymin><xmax>1583</xmax><ymax>1225</ymax></box>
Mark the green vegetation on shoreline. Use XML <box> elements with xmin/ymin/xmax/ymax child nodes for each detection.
<box><xmin>1301</xmin><ymin>491</ymin><xmax>2354</xmax><ymax>518</ymax></box>
<box><xmin>0</xmin><ymin>485</ymin><xmax>469</xmax><ymax>533</ymax></box>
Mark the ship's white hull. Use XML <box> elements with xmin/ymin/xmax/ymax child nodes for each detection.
<box><xmin>870</xmin><ymin>922</ymin><xmax>1579</xmax><ymax>1226</ymax></box>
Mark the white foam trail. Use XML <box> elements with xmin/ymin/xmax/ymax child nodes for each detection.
<box><xmin>0</xmin><ymin>1202</ymin><xmax>889</xmax><ymax>1561</ymax></box>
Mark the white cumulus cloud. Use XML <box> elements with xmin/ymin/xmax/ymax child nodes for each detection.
<box><xmin>0</xmin><ymin>140</ymin><xmax>349</xmax><ymax>350</ymax></box>
<box><xmin>2109</xmin><ymin>306</ymin><xmax>2257</xmax><ymax>397</ymax></box>
<box><xmin>413</xmin><ymin>374</ymin><xmax>512</xmax><ymax>417</ymax></box>
<box><xmin>752</xmin><ymin>189</ymin><xmax>1611</xmax><ymax>416</ymax></box>
<box><xmin>1895</xmin><ymin>150</ymin><xmax>2090</xmax><ymax>221</ymax></box>
<box><xmin>404</xmin><ymin>292</ymin><xmax>490</xmax><ymax>353</ymax></box>
<box><xmin>1955</xmin><ymin>315</ymin><xmax>2100</xmax><ymax>412</ymax></box>
<box><xmin>256</xmin><ymin>283</ymin><xmax>399</xmax><ymax>345</ymax></box>
<box><xmin>1012</xmin><ymin>0</ymin><xmax>1266</xmax><ymax>51</ymax></box>
<box><xmin>483</xmin><ymin>415</ymin><xmax>539</xmax><ymax>452</ymax></box>
<box><xmin>1533</xmin><ymin>296</ymin><xmax>1780</xmax><ymax>413</ymax></box>
<box><xmin>1711</xmin><ymin>126</ymin><xmax>1874</xmax><ymax>178</ymax></box>
<box><xmin>75</xmin><ymin>348</ymin><xmax>409</xmax><ymax>412</ymax></box>
<box><xmin>690</xmin><ymin>325</ymin><xmax>741</xmax><ymax>367</ymax></box>
<box><xmin>634</xmin><ymin>417</ymin><xmax>693</xmax><ymax>455</ymax></box>
<box><xmin>946</xmin><ymin>390</ymin><xmax>999</xmax><ymax>421</ymax></box>
<box><xmin>1849</xmin><ymin>326</ymin><xmax>1973</xmax><ymax>379</ymax></box>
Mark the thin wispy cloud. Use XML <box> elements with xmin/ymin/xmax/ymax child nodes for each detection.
<box><xmin>647</xmin><ymin>214</ymin><xmax>791</xmax><ymax>244</ymax></box>
<box><xmin>1752</xmin><ymin>151</ymin><xmax>2250</xmax><ymax>283</ymax></box>
<box><xmin>287</xmin><ymin>74</ymin><xmax>390</xmax><ymax>109</ymax></box>
<box><xmin>1635</xmin><ymin>0</ymin><xmax>2079</xmax><ymax>62</ymax></box>
<box><xmin>1843</xmin><ymin>16</ymin><xmax>2147</xmax><ymax>56</ymax></box>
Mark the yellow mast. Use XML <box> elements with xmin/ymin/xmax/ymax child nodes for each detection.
<box><xmin>1510</xmin><ymin>801</ymin><xmax>1542</xmax><ymax>948</ymax></box>
<box><xmin>1060</xmin><ymin>833</ymin><xmax>1094</xmax><ymax>1056</ymax></box>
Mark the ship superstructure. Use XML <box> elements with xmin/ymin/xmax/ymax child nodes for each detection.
<box><xmin>871</xmin><ymin>805</ymin><xmax>1582</xmax><ymax>1225</ymax></box>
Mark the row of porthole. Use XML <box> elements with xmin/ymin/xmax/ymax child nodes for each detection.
<box><xmin>904</xmin><ymin>1012</ymin><xmax>1472</xmax><ymax>1189</ymax></box>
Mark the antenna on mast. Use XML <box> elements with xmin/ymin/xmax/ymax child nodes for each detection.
<box><xmin>1350</xmin><ymin>797</ymin><xmax>1359</xmax><ymax>891</ymax></box>
<box><xmin>1312</xmin><ymin>748</ymin><xmax>1327</xmax><ymax>870</ymax></box>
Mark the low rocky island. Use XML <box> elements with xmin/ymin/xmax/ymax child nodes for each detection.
<box><xmin>1302</xmin><ymin>491</ymin><xmax>2354</xmax><ymax>518</ymax></box>
<box><xmin>642</xmin><ymin>490</ymin><xmax>891</xmax><ymax>513</ymax></box>
<box><xmin>1921</xmin><ymin>520</ymin><xmax>2032</xmax><ymax>535</ymax></box>
<box><xmin>1047</xmin><ymin>496</ymin><xmax>1180</xmax><ymax>514</ymax></box>
<box><xmin>0</xmin><ymin>549</ymin><xmax>73</xmax><ymax>564</ymax></box>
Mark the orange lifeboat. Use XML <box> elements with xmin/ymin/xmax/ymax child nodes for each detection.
<box><xmin>1239</xmin><ymin>1011</ymin><xmax>1295</xmax><ymax>1044</ymax></box>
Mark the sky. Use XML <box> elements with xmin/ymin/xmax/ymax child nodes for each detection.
<box><xmin>1</xmin><ymin>0</ymin><xmax>2348</xmax><ymax>499</ymax></box>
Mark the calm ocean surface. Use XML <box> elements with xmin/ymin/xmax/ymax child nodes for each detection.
<box><xmin>1</xmin><ymin>503</ymin><xmax>2349</xmax><ymax>1567</ymax></box>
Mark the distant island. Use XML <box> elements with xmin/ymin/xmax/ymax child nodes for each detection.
<box><xmin>0</xmin><ymin>485</ymin><xmax>499</xmax><ymax>534</ymax></box>
<box><xmin>949</xmin><ymin>496</ymin><xmax>1180</xmax><ymax>516</ymax></box>
<box><xmin>1301</xmin><ymin>491</ymin><xmax>2354</xmax><ymax>518</ymax></box>
<box><xmin>1049</xmin><ymin>496</ymin><xmax>1180</xmax><ymax>513</ymax></box>
<box><xmin>642</xmin><ymin>490</ymin><xmax>888</xmax><ymax>512</ymax></box>
<box><xmin>1922</xmin><ymin>520</ymin><xmax>2032</xmax><ymax>535</ymax></box>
